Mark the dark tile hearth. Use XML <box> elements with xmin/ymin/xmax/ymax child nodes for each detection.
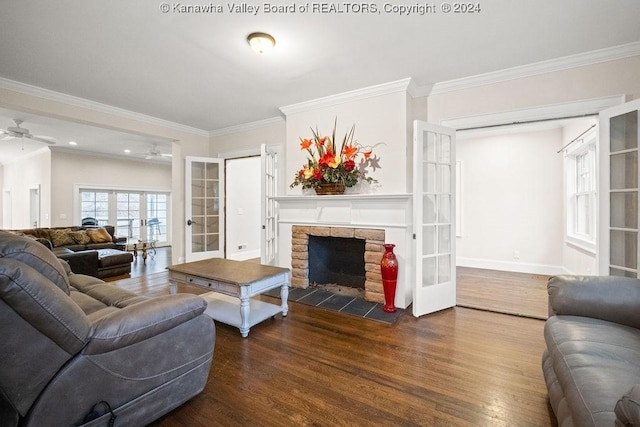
<box><xmin>265</xmin><ymin>286</ymin><xmax>403</xmax><ymax>325</ymax></box>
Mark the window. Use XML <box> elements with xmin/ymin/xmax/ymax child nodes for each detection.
<box><xmin>566</xmin><ymin>131</ymin><xmax>597</xmax><ymax>250</ymax></box>
<box><xmin>78</xmin><ymin>188</ymin><xmax>170</xmax><ymax>243</ymax></box>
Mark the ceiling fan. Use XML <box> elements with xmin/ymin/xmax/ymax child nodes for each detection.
<box><xmin>133</xmin><ymin>143</ymin><xmax>172</xmax><ymax>160</ymax></box>
<box><xmin>0</xmin><ymin>119</ymin><xmax>57</xmax><ymax>145</ymax></box>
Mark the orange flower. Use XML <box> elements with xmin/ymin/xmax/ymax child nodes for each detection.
<box><xmin>300</xmin><ymin>139</ymin><xmax>313</xmax><ymax>150</ymax></box>
<box><xmin>317</xmin><ymin>136</ymin><xmax>328</xmax><ymax>147</ymax></box>
<box><xmin>363</xmin><ymin>150</ymin><xmax>372</xmax><ymax>160</ymax></box>
<box><xmin>342</xmin><ymin>145</ymin><xmax>358</xmax><ymax>159</ymax></box>
<box><xmin>318</xmin><ymin>152</ymin><xmax>335</xmax><ymax>166</ymax></box>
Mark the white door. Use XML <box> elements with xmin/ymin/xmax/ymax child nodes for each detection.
<box><xmin>599</xmin><ymin>99</ymin><xmax>640</xmax><ymax>277</ymax></box>
<box><xmin>29</xmin><ymin>185</ymin><xmax>40</xmax><ymax>228</ymax></box>
<box><xmin>412</xmin><ymin>121</ymin><xmax>456</xmax><ymax>317</ymax></box>
<box><xmin>261</xmin><ymin>144</ymin><xmax>278</xmax><ymax>265</ymax></box>
<box><xmin>185</xmin><ymin>156</ymin><xmax>225</xmax><ymax>262</ymax></box>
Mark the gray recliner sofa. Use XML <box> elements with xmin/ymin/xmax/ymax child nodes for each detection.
<box><xmin>0</xmin><ymin>231</ymin><xmax>215</xmax><ymax>426</ymax></box>
<box><xmin>542</xmin><ymin>275</ymin><xmax>640</xmax><ymax>426</ymax></box>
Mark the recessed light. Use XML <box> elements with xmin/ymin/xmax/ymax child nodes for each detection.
<box><xmin>124</xmin><ymin>149</ymin><xmax>131</xmax><ymax>154</ymax></box>
<box><xmin>68</xmin><ymin>141</ymin><xmax>78</xmax><ymax>146</ymax></box>
<box><xmin>247</xmin><ymin>32</ymin><xmax>276</xmax><ymax>54</ymax></box>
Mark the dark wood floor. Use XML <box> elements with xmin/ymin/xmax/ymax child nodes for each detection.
<box><xmin>108</xmin><ymin>254</ymin><xmax>556</xmax><ymax>426</ymax></box>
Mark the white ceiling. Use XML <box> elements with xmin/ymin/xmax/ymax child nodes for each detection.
<box><xmin>1</xmin><ymin>0</ymin><xmax>639</xmax><ymax>163</ymax></box>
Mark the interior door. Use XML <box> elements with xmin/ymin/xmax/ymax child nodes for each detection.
<box><xmin>413</xmin><ymin>121</ymin><xmax>456</xmax><ymax>317</ymax></box>
<box><xmin>185</xmin><ymin>156</ymin><xmax>225</xmax><ymax>262</ymax></box>
<box><xmin>261</xmin><ymin>144</ymin><xmax>278</xmax><ymax>265</ymax></box>
<box><xmin>599</xmin><ymin>99</ymin><xmax>640</xmax><ymax>277</ymax></box>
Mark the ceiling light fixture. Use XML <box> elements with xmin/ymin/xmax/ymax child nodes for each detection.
<box><xmin>247</xmin><ymin>32</ymin><xmax>276</xmax><ymax>54</ymax></box>
<box><xmin>68</xmin><ymin>141</ymin><xmax>78</xmax><ymax>146</ymax></box>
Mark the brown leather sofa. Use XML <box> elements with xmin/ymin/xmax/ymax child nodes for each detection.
<box><xmin>5</xmin><ymin>226</ymin><xmax>133</xmax><ymax>278</ymax></box>
<box><xmin>543</xmin><ymin>275</ymin><xmax>640</xmax><ymax>426</ymax></box>
<box><xmin>0</xmin><ymin>231</ymin><xmax>215</xmax><ymax>426</ymax></box>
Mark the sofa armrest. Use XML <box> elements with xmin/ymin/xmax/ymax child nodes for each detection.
<box><xmin>548</xmin><ymin>275</ymin><xmax>640</xmax><ymax>328</ymax></box>
<box><xmin>83</xmin><ymin>294</ymin><xmax>208</xmax><ymax>354</ymax></box>
<box><xmin>615</xmin><ymin>385</ymin><xmax>640</xmax><ymax>426</ymax></box>
<box><xmin>56</xmin><ymin>250</ymin><xmax>99</xmax><ymax>277</ymax></box>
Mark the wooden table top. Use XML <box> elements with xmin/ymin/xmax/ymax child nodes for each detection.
<box><xmin>167</xmin><ymin>258</ymin><xmax>289</xmax><ymax>285</ymax></box>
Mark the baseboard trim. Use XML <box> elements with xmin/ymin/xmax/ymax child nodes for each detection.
<box><xmin>456</xmin><ymin>257</ymin><xmax>568</xmax><ymax>276</ymax></box>
<box><xmin>227</xmin><ymin>249</ymin><xmax>261</xmax><ymax>261</ymax></box>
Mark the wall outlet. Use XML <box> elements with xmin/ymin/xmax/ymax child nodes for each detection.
<box><xmin>513</xmin><ymin>250</ymin><xmax>520</xmax><ymax>260</ymax></box>
<box><xmin>238</xmin><ymin>244</ymin><xmax>247</xmax><ymax>250</ymax></box>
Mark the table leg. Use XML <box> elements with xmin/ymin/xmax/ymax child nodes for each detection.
<box><xmin>239</xmin><ymin>296</ymin><xmax>250</xmax><ymax>338</ymax></box>
<box><xmin>280</xmin><ymin>283</ymin><xmax>289</xmax><ymax>317</ymax></box>
<box><xmin>169</xmin><ymin>279</ymin><xmax>178</xmax><ymax>294</ymax></box>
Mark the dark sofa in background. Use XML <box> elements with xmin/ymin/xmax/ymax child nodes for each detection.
<box><xmin>543</xmin><ymin>275</ymin><xmax>640</xmax><ymax>426</ymax></box>
<box><xmin>5</xmin><ymin>226</ymin><xmax>133</xmax><ymax>278</ymax></box>
<box><xmin>0</xmin><ymin>231</ymin><xmax>215</xmax><ymax>426</ymax></box>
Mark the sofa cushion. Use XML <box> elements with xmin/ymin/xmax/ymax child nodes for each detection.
<box><xmin>544</xmin><ymin>315</ymin><xmax>640</xmax><ymax>426</ymax></box>
<box><xmin>69</xmin><ymin>230</ymin><xmax>91</xmax><ymax>245</ymax></box>
<box><xmin>0</xmin><ymin>231</ymin><xmax>70</xmax><ymax>293</ymax></box>
<box><xmin>48</xmin><ymin>228</ymin><xmax>76</xmax><ymax>247</ymax></box>
<box><xmin>86</xmin><ymin>227</ymin><xmax>113</xmax><ymax>243</ymax></box>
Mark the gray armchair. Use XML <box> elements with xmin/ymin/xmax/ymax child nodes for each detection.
<box><xmin>0</xmin><ymin>231</ymin><xmax>215</xmax><ymax>426</ymax></box>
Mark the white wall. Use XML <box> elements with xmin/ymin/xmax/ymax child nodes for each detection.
<box><xmin>50</xmin><ymin>150</ymin><xmax>171</xmax><ymax>227</ymax></box>
<box><xmin>2</xmin><ymin>148</ymin><xmax>51</xmax><ymax>229</ymax></box>
<box><xmin>282</xmin><ymin>88</ymin><xmax>410</xmax><ymax>195</ymax></box>
<box><xmin>225</xmin><ymin>156</ymin><xmax>261</xmax><ymax>260</ymax></box>
<box><xmin>456</xmin><ymin>127</ymin><xmax>565</xmax><ymax>274</ymax></box>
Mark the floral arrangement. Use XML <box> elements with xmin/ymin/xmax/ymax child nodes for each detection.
<box><xmin>289</xmin><ymin>119</ymin><xmax>382</xmax><ymax>191</ymax></box>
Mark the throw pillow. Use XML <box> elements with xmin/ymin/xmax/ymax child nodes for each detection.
<box><xmin>86</xmin><ymin>227</ymin><xmax>113</xmax><ymax>243</ymax></box>
<box><xmin>70</xmin><ymin>230</ymin><xmax>91</xmax><ymax>245</ymax></box>
<box><xmin>49</xmin><ymin>229</ymin><xmax>76</xmax><ymax>247</ymax></box>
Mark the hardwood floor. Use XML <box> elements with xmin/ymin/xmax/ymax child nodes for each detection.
<box><xmin>457</xmin><ymin>267</ymin><xmax>550</xmax><ymax>320</ymax></box>
<box><xmin>109</xmin><ymin>263</ymin><xmax>556</xmax><ymax>426</ymax></box>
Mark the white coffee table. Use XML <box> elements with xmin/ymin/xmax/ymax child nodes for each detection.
<box><xmin>167</xmin><ymin>258</ymin><xmax>289</xmax><ymax>337</ymax></box>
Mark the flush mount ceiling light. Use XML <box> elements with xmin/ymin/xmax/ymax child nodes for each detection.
<box><xmin>247</xmin><ymin>32</ymin><xmax>276</xmax><ymax>54</ymax></box>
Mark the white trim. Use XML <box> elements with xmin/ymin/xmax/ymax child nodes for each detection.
<box><xmin>210</xmin><ymin>116</ymin><xmax>284</xmax><ymax>137</ymax></box>
<box><xmin>217</xmin><ymin>148</ymin><xmax>261</xmax><ymax>159</ymax></box>
<box><xmin>280</xmin><ymin>78</ymin><xmax>413</xmax><ymax>116</ymax></box>
<box><xmin>456</xmin><ymin>257</ymin><xmax>567</xmax><ymax>276</ymax></box>
<box><xmin>0</xmin><ymin>77</ymin><xmax>209</xmax><ymax>137</ymax></box>
<box><xmin>227</xmin><ymin>249</ymin><xmax>261</xmax><ymax>261</ymax></box>
<box><xmin>442</xmin><ymin>95</ymin><xmax>626</xmax><ymax>130</ymax></box>
<box><xmin>431</xmin><ymin>41</ymin><xmax>640</xmax><ymax>95</ymax></box>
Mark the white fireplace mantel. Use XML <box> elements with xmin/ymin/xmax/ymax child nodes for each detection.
<box><xmin>272</xmin><ymin>193</ymin><xmax>415</xmax><ymax>309</ymax></box>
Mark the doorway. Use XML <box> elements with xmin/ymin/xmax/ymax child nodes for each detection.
<box><xmin>29</xmin><ymin>185</ymin><xmax>40</xmax><ymax>228</ymax></box>
<box><xmin>225</xmin><ymin>156</ymin><xmax>261</xmax><ymax>261</ymax></box>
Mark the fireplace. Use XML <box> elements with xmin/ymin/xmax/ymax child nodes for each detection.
<box><xmin>291</xmin><ymin>225</ymin><xmax>386</xmax><ymax>303</ymax></box>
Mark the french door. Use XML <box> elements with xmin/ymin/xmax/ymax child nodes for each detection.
<box><xmin>79</xmin><ymin>188</ymin><xmax>170</xmax><ymax>244</ymax></box>
<box><xmin>185</xmin><ymin>157</ymin><xmax>224</xmax><ymax>262</ymax></box>
<box><xmin>261</xmin><ymin>144</ymin><xmax>278</xmax><ymax>265</ymax></box>
<box><xmin>599</xmin><ymin>99</ymin><xmax>640</xmax><ymax>277</ymax></box>
<box><xmin>413</xmin><ymin>121</ymin><xmax>456</xmax><ymax>317</ymax></box>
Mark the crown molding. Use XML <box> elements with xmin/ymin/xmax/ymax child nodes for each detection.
<box><xmin>280</xmin><ymin>78</ymin><xmax>413</xmax><ymax>116</ymax></box>
<box><xmin>442</xmin><ymin>95</ymin><xmax>626</xmax><ymax>131</ymax></box>
<box><xmin>431</xmin><ymin>41</ymin><xmax>640</xmax><ymax>95</ymax></box>
<box><xmin>210</xmin><ymin>116</ymin><xmax>285</xmax><ymax>137</ymax></box>
<box><xmin>0</xmin><ymin>77</ymin><xmax>210</xmax><ymax>137</ymax></box>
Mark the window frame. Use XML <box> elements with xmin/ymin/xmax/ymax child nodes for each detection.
<box><xmin>565</xmin><ymin>130</ymin><xmax>597</xmax><ymax>253</ymax></box>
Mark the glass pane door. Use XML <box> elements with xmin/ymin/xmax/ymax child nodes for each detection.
<box><xmin>186</xmin><ymin>157</ymin><xmax>224</xmax><ymax>261</ymax></box>
<box><xmin>608</xmin><ymin>108</ymin><xmax>640</xmax><ymax>277</ymax></box>
<box><xmin>413</xmin><ymin>121</ymin><xmax>456</xmax><ymax>317</ymax></box>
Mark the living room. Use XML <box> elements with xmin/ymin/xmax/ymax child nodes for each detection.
<box><xmin>2</xmin><ymin>1</ymin><xmax>640</xmax><ymax>426</ymax></box>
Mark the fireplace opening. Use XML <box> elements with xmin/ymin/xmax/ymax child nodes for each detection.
<box><xmin>308</xmin><ymin>235</ymin><xmax>366</xmax><ymax>288</ymax></box>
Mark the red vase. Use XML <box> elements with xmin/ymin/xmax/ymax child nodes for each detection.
<box><xmin>380</xmin><ymin>243</ymin><xmax>398</xmax><ymax>313</ymax></box>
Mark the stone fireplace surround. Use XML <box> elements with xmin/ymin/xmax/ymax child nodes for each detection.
<box><xmin>291</xmin><ymin>225</ymin><xmax>386</xmax><ymax>303</ymax></box>
<box><xmin>273</xmin><ymin>194</ymin><xmax>413</xmax><ymax>309</ymax></box>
